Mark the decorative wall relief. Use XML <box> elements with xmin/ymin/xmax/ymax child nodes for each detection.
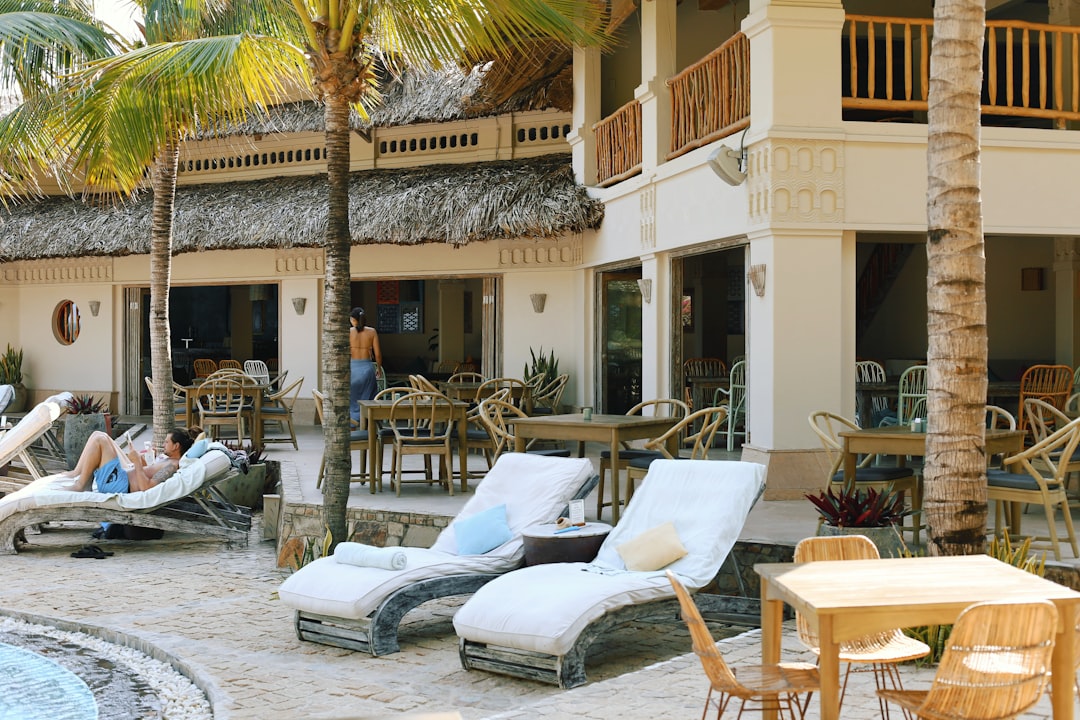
<box><xmin>747</xmin><ymin>139</ymin><xmax>844</xmax><ymax>226</ymax></box>
<box><xmin>498</xmin><ymin>237</ymin><xmax>583</xmax><ymax>267</ymax></box>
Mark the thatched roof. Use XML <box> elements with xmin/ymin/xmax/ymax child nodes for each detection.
<box><xmin>203</xmin><ymin>54</ymin><xmax>573</xmax><ymax>140</ymax></box>
<box><xmin>0</xmin><ymin>154</ymin><xmax>603</xmax><ymax>261</ymax></box>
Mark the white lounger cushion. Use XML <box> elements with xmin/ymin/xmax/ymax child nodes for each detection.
<box><xmin>277</xmin><ymin>453</ymin><xmax>594</xmax><ymax>621</ymax></box>
<box><xmin>453</xmin><ymin>460</ymin><xmax>765</xmax><ymax>657</ymax></box>
<box><xmin>0</xmin><ymin>392</ymin><xmax>72</xmax><ymax>467</ymax></box>
<box><xmin>0</xmin><ymin>449</ymin><xmax>233</xmax><ymax>524</ymax></box>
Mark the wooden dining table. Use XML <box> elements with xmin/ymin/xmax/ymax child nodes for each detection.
<box><xmin>358</xmin><ymin>398</ymin><xmax>470</xmax><ymax>494</ymax></box>
<box><xmin>180</xmin><ymin>381</ymin><xmax>269</xmax><ymax>448</ymax></box>
<box><xmin>855</xmin><ymin>380</ymin><xmax>1023</xmax><ymax>426</ymax></box>
<box><xmin>755</xmin><ymin>554</ymin><xmax>1080</xmax><ymax>720</ymax></box>
<box><xmin>508</xmin><ymin>413</ymin><xmax>678</xmax><ymax>523</ymax></box>
<box><xmin>837</xmin><ymin>425</ymin><xmax>1024</xmax><ymax>491</ymax></box>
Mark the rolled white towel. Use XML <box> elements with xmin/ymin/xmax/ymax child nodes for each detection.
<box><xmin>334</xmin><ymin>542</ymin><xmax>407</xmax><ymax>570</ymax></box>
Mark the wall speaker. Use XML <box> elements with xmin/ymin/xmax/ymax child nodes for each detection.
<box><xmin>707</xmin><ymin>144</ymin><xmax>746</xmax><ymax>186</ymax></box>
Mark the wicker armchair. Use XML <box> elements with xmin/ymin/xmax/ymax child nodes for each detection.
<box><xmin>794</xmin><ymin>536</ymin><xmax>930</xmax><ymax>720</ymax></box>
<box><xmin>312</xmin><ymin>388</ymin><xmax>368</xmax><ymax>489</ymax></box>
<box><xmin>667</xmin><ymin>570</ymin><xmax>819</xmax><ymax>720</ymax></box>
<box><xmin>1017</xmin><ymin>364</ymin><xmax>1073</xmax><ymax>441</ymax></box>
<box><xmin>878</xmin><ymin>600</ymin><xmax>1058</xmax><ymax>720</ymax></box>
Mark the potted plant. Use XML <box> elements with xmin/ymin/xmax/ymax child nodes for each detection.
<box><xmin>0</xmin><ymin>344</ymin><xmax>28</xmax><ymax>413</ymax></box>
<box><xmin>63</xmin><ymin>394</ymin><xmax>110</xmax><ymax>469</ymax></box>
<box><xmin>805</xmin><ymin>485</ymin><xmax>913</xmax><ymax>558</ymax></box>
<box><xmin>217</xmin><ymin>442</ymin><xmax>268</xmax><ymax>510</ymax></box>
<box><xmin>524</xmin><ymin>347</ymin><xmax>559</xmax><ymax>386</ymax></box>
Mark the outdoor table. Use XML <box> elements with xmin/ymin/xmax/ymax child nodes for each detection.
<box><xmin>521</xmin><ymin>522</ymin><xmax>611</xmax><ymax>566</ymax></box>
<box><xmin>508</xmin><ymin>413</ymin><xmax>678</xmax><ymax>523</ymax></box>
<box><xmin>685</xmin><ymin>375</ymin><xmax>729</xmax><ymax>411</ymax></box>
<box><xmin>755</xmin><ymin>554</ymin><xmax>1080</xmax><ymax>720</ymax></box>
<box><xmin>856</xmin><ymin>380</ymin><xmax>1023</xmax><ymax>425</ymax></box>
<box><xmin>358</xmin><ymin>398</ymin><xmax>470</xmax><ymax>494</ymax></box>
<box><xmin>837</xmin><ymin>425</ymin><xmax>1024</xmax><ymax>492</ymax></box>
<box><xmin>180</xmin><ymin>381</ymin><xmax>268</xmax><ymax>448</ymax></box>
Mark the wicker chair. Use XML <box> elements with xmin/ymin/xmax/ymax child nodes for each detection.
<box><xmin>144</xmin><ymin>376</ymin><xmax>188</xmax><ymax>427</ymax></box>
<box><xmin>243</xmin><ymin>360</ymin><xmax>271</xmax><ymax>385</ymax></box>
<box><xmin>596</xmin><ymin>398</ymin><xmax>688</xmax><ymax>521</ymax></box>
<box><xmin>620</xmin><ymin>406</ymin><xmax>728</xmax><ymax>510</ymax></box>
<box><xmin>714</xmin><ymin>359</ymin><xmax>747</xmax><ymax>450</ymax></box>
<box><xmin>217</xmin><ymin>359</ymin><xmax>242</xmax><ymax>371</ymax></box>
<box><xmin>448</xmin><ymin>371</ymin><xmax>484</xmax><ymax>384</ymax></box>
<box><xmin>878</xmin><ymin>600</ymin><xmax>1058</xmax><ymax>720</ymax></box>
<box><xmin>855</xmin><ymin>360</ymin><xmax>888</xmax><ymax>427</ymax></box>
<box><xmin>666</xmin><ymin>570</ymin><xmax>819</xmax><ymax>720</ymax></box>
<box><xmin>987</xmin><ymin>414</ymin><xmax>1080</xmax><ymax>560</ymax></box>
<box><xmin>387</xmin><ymin>391</ymin><xmax>456</xmax><ymax>496</ymax></box>
<box><xmin>312</xmin><ymin>388</ymin><xmax>368</xmax><ymax>489</ymax></box>
<box><xmin>261</xmin><ymin>376</ymin><xmax>303</xmax><ymax>449</ymax></box>
<box><xmin>192</xmin><ymin>358</ymin><xmax>217</xmax><ymax>380</ymax></box>
<box><xmin>807</xmin><ymin>411</ymin><xmax>921</xmax><ymax>542</ymax></box>
<box><xmin>794</xmin><ymin>535</ymin><xmax>930</xmax><ymax>720</ymax></box>
<box><xmin>530</xmin><ymin>373</ymin><xmax>569</xmax><ymax>415</ymax></box>
<box><xmin>683</xmin><ymin>357</ymin><xmax>727</xmax><ymax>410</ymax></box>
<box><xmin>1017</xmin><ymin>364</ymin><xmax>1073</xmax><ymax>441</ymax></box>
<box><xmin>195</xmin><ymin>375</ymin><xmax>247</xmax><ymax>442</ymax></box>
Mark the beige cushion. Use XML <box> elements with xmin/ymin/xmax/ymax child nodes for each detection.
<box><xmin>615</xmin><ymin>521</ymin><xmax>687</xmax><ymax>571</ymax></box>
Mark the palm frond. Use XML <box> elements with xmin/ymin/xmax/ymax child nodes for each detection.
<box><xmin>0</xmin><ymin>4</ymin><xmax>119</xmax><ymax>94</ymax></box>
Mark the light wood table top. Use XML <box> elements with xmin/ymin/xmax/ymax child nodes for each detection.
<box><xmin>756</xmin><ymin>554</ymin><xmax>1080</xmax><ymax>720</ymax></box>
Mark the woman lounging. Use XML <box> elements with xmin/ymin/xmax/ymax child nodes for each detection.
<box><xmin>62</xmin><ymin>428</ymin><xmax>197</xmax><ymax>493</ymax></box>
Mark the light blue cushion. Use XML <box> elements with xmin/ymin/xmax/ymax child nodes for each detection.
<box><xmin>185</xmin><ymin>438</ymin><xmax>210</xmax><ymax>459</ymax></box>
<box><xmin>454</xmin><ymin>503</ymin><xmax>512</xmax><ymax>555</ymax></box>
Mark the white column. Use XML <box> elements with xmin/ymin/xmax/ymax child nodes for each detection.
<box><xmin>639</xmin><ymin>253</ymin><xmax>660</xmax><ymax>403</ymax></box>
<box><xmin>636</xmin><ymin>0</ymin><xmax>676</xmax><ymax>172</ymax></box>
<box><xmin>569</xmin><ymin>46</ymin><xmax>601</xmax><ymax>186</ymax></box>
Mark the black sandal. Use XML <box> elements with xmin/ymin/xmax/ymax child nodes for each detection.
<box><xmin>70</xmin><ymin>545</ymin><xmax>113</xmax><ymax>559</ymax></box>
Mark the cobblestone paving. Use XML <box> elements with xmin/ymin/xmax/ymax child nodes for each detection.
<box><xmin>2</xmin><ymin>520</ymin><xmax>1067</xmax><ymax>719</ymax></box>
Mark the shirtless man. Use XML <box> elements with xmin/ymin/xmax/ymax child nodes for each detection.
<box><xmin>62</xmin><ymin>428</ymin><xmax>196</xmax><ymax>492</ymax></box>
<box><xmin>349</xmin><ymin>307</ymin><xmax>383</xmax><ymax>424</ymax></box>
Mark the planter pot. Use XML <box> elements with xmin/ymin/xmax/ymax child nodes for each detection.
<box><xmin>215</xmin><ymin>462</ymin><xmax>266</xmax><ymax>510</ymax></box>
<box><xmin>5</xmin><ymin>383</ymin><xmax>28</xmax><ymax>413</ymax></box>
<box><xmin>816</xmin><ymin>523</ymin><xmax>908</xmax><ymax>559</ymax></box>
<box><xmin>63</xmin><ymin>413</ymin><xmax>107</xmax><ymax>470</ymax></box>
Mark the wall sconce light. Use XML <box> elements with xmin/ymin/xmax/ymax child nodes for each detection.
<box><xmin>88</xmin><ymin>300</ymin><xmax>101</xmax><ymax>317</ymax></box>
<box><xmin>636</xmin><ymin>278</ymin><xmax>653</xmax><ymax>304</ymax></box>
<box><xmin>291</xmin><ymin>297</ymin><xmax>307</xmax><ymax>315</ymax></box>
<box><xmin>530</xmin><ymin>293</ymin><xmax>547</xmax><ymax>314</ymax></box>
<box><xmin>747</xmin><ymin>264</ymin><xmax>766</xmax><ymax>297</ymax></box>
<box><xmin>707</xmin><ymin>143</ymin><xmax>747</xmax><ymax>186</ymax></box>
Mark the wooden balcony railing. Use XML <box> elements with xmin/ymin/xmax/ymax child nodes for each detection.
<box><xmin>667</xmin><ymin>32</ymin><xmax>750</xmax><ymax>160</ymax></box>
<box><xmin>594</xmin><ymin>99</ymin><xmax>642</xmax><ymax>187</ymax></box>
<box><xmin>844</xmin><ymin>14</ymin><xmax>1080</xmax><ymax>127</ymax></box>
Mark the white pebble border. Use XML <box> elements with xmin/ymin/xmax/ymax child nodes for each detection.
<box><xmin>0</xmin><ymin>616</ymin><xmax>212</xmax><ymax>720</ymax></box>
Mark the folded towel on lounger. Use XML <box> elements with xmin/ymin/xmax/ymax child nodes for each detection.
<box><xmin>334</xmin><ymin>542</ymin><xmax>408</xmax><ymax>570</ymax></box>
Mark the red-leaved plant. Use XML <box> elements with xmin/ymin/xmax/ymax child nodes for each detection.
<box><xmin>806</xmin><ymin>485</ymin><xmax>913</xmax><ymax>528</ymax></box>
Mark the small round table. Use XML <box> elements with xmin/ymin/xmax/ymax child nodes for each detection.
<box><xmin>521</xmin><ymin>522</ymin><xmax>612</xmax><ymax>566</ymax></box>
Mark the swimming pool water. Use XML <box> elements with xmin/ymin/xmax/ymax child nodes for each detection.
<box><xmin>0</xmin><ymin>641</ymin><xmax>97</xmax><ymax>720</ymax></box>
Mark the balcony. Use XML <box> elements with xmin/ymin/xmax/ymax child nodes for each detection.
<box><xmin>843</xmin><ymin>14</ymin><xmax>1080</xmax><ymax>128</ymax></box>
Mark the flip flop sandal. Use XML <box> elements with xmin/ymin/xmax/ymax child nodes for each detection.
<box><xmin>70</xmin><ymin>545</ymin><xmax>110</xmax><ymax>559</ymax></box>
<box><xmin>86</xmin><ymin>544</ymin><xmax>114</xmax><ymax>556</ymax></box>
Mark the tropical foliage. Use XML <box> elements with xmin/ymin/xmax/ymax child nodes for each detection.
<box><xmin>0</xmin><ymin>344</ymin><xmax>23</xmax><ymax>384</ymax></box>
<box><xmin>524</xmin><ymin>347</ymin><xmax>559</xmax><ymax>384</ymax></box>
<box><xmin>805</xmin><ymin>486</ymin><xmax>914</xmax><ymax>529</ymax></box>
<box><xmin>66</xmin><ymin>393</ymin><xmax>108</xmax><ymax>415</ymax></box>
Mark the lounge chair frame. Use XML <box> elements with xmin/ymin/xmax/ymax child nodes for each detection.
<box><xmin>0</xmin><ymin>467</ymin><xmax>251</xmax><ymax>554</ymax></box>
<box><xmin>292</xmin><ymin>473</ymin><xmax>599</xmax><ymax>656</ymax></box>
<box><xmin>457</xmin><ymin>475</ymin><xmax>767</xmax><ymax>689</ymax></box>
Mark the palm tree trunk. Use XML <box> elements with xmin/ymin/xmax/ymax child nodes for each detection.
<box><xmin>923</xmin><ymin>0</ymin><xmax>988</xmax><ymax>557</ymax></box>
<box><xmin>149</xmin><ymin>143</ymin><xmax>180</xmax><ymax>447</ymax></box>
<box><xmin>320</xmin><ymin>92</ymin><xmax>353</xmax><ymax>548</ymax></box>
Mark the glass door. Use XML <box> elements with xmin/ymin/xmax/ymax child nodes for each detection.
<box><xmin>599</xmin><ymin>269</ymin><xmax>643</xmax><ymax>414</ymax></box>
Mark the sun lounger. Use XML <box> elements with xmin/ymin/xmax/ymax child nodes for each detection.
<box><xmin>0</xmin><ymin>392</ymin><xmax>73</xmax><ymax>492</ymax></box>
<box><xmin>454</xmin><ymin>459</ymin><xmax>766</xmax><ymax>688</ymax></box>
<box><xmin>0</xmin><ymin>446</ymin><xmax>250</xmax><ymax>553</ymax></box>
<box><xmin>277</xmin><ymin>453</ymin><xmax>598</xmax><ymax>656</ymax></box>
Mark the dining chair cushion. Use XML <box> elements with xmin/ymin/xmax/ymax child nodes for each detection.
<box><xmin>829</xmin><ymin>466</ymin><xmax>917</xmax><ymax>484</ymax></box>
<box><xmin>615</xmin><ymin>521</ymin><xmax>688</xmax><ymax>572</ymax></box>
<box><xmin>986</xmin><ymin>469</ymin><xmax>1044</xmax><ymax>491</ymax></box>
<box><xmin>349</xmin><ymin>429</ymin><xmax>369</xmax><ymax>443</ymax></box>
<box><xmin>453</xmin><ymin>503</ymin><xmax>513</xmax><ymax>555</ymax></box>
<box><xmin>459</xmin><ymin>428</ymin><xmax>490</xmax><ymax>442</ymax></box>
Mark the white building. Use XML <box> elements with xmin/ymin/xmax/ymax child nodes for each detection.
<box><xmin>3</xmin><ymin>0</ymin><xmax>1078</xmax><ymax>498</ymax></box>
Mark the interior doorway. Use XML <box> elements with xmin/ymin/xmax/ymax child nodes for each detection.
<box><xmin>599</xmin><ymin>268</ymin><xmax>643</xmax><ymax>414</ymax></box>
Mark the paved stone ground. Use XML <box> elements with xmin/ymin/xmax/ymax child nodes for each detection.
<box><xmin>0</xmin><ymin>519</ymin><xmax>1069</xmax><ymax>720</ymax></box>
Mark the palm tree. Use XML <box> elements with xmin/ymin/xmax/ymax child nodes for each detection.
<box><xmin>0</xmin><ymin>0</ymin><xmax>309</xmax><ymax>446</ymax></box>
<box><xmin>287</xmin><ymin>1</ymin><xmax>610</xmax><ymax>547</ymax></box>
<box><xmin>923</xmin><ymin>0</ymin><xmax>988</xmax><ymax>556</ymax></box>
